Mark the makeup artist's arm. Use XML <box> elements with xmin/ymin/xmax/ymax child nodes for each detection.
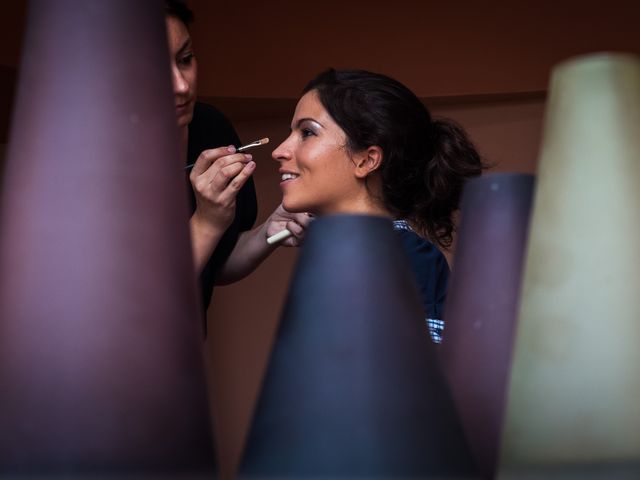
<box><xmin>215</xmin><ymin>205</ymin><xmax>310</xmax><ymax>285</ymax></box>
<box><xmin>189</xmin><ymin>146</ymin><xmax>256</xmax><ymax>274</ymax></box>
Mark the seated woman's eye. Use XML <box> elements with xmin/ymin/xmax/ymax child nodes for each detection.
<box><xmin>301</xmin><ymin>128</ymin><xmax>315</xmax><ymax>138</ymax></box>
<box><xmin>179</xmin><ymin>53</ymin><xmax>195</xmax><ymax>65</ymax></box>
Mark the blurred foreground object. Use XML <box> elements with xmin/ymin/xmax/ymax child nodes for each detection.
<box><xmin>499</xmin><ymin>53</ymin><xmax>640</xmax><ymax>478</ymax></box>
<box><xmin>441</xmin><ymin>172</ymin><xmax>534</xmax><ymax>479</ymax></box>
<box><xmin>0</xmin><ymin>0</ymin><xmax>214</xmax><ymax>476</ymax></box>
<box><xmin>240</xmin><ymin>214</ymin><xmax>477</xmax><ymax>479</ymax></box>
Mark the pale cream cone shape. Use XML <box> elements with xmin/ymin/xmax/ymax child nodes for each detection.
<box><xmin>499</xmin><ymin>53</ymin><xmax>640</xmax><ymax>477</ymax></box>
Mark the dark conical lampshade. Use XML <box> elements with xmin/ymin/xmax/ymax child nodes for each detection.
<box><xmin>239</xmin><ymin>214</ymin><xmax>477</xmax><ymax>479</ymax></box>
<box><xmin>0</xmin><ymin>0</ymin><xmax>214</xmax><ymax>476</ymax></box>
<box><xmin>439</xmin><ymin>173</ymin><xmax>534</xmax><ymax>479</ymax></box>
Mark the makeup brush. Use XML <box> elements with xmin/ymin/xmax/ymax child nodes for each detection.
<box><xmin>237</xmin><ymin>137</ymin><xmax>270</xmax><ymax>152</ymax></box>
<box><xmin>184</xmin><ymin>137</ymin><xmax>269</xmax><ymax>170</ymax></box>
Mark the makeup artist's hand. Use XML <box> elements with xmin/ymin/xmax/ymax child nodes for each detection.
<box><xmin>265</xmin><ymin>204</ymin><xmax>312</xmax><ymax>247</ymax></box>
<box><xmin>189</xmin><ymin>145</ymin><xmax>255</xmax><ymax>233</ymax></box>
<box><xmin>188</xmin><ymin>145</ymin><xmax>255</xmax><ymax>274</ymax></box>
<box><xmin>214</xmin><ymin>204</ymin><xmax>312</xmax><ymax>284</ymax></box>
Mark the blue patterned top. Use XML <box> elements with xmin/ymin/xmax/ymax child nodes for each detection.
<box><xmin>392</xmin><ymin>220</ymin><xmax>449</xmax><ymax>344</ymax></box>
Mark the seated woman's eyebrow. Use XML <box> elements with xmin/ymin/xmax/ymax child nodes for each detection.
<box><xmin>177</xmin><ymin>38</ymin><xmax>192</xmax><ymax>54</ymax></box>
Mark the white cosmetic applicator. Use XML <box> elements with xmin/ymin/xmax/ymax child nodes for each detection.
<box><xmin>267</xmin><ymin>229</ymin><xmax>293</xmax><ymax>245</ymax></box>
<box><xmin>267</xmin><ymin>213</ymin><xmax>314</xmax><ymax>245</ymax></box>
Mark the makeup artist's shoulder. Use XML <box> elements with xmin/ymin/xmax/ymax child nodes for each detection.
<box><xmin>190</xmin><ymin>101</ymin><xmax>237</xmax><ymax>138</ymax></box>
<box><xmin>193</xmin><ymin>101</ymin><xmax>229</xmax><ymax>123</ymax></box>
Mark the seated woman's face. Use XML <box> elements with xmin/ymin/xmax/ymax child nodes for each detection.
<box><xmin>272</xmin><ymin>90</ymin><xmax>361</xmax><ymax>215</ymax></box>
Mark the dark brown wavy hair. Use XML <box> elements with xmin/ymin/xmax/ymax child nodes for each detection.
<box><xmin>304</xmin><ymin>69</ymin><xmax>487</xmax><ymax>249</ymax></box>
<box><xmin>165</xmin><ymin>0</ymin><xmax>194</xmax><ymax>26</ymax></box>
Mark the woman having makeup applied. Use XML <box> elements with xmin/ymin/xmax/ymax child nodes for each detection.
<box><xmin>272</xmin><ymin>69</ymin><xmax>485</xmax><ymax>343</ymax></box>
<box><xmin>165</xmin><ymin>0</ymin><xmax>309</xmax><ymax>333</ymax></box>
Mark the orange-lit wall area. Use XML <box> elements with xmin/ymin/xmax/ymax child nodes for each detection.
<box><xmin>189</xmin><ymin>0</ymin><xmax>640</xmax><ymax>99</ymax></box>
<box><xmin>1</xmin><ymin>1</ymin><xmax>638</xmax><ymax>478</ymax></box>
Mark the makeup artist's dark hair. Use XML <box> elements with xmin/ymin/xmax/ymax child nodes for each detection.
<box><xmin>303</xmin><ymin>68</ymin><xmax>486</xmax><ymax>249</ymax></box>
<box><xmin>165</xmin><ymin>0</ymin><xmax>194</xmax><ymax>26</ymax></box>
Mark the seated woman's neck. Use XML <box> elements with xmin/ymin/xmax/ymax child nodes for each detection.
<box><xmin>327</xmin><ymin>190</ymin><xmax>393</xmax><ymax>219</ymax></box>
<box><xmin>348</xmin><ymin>177</ymin><xmax>393</xmax><ymax>218</ymax></box>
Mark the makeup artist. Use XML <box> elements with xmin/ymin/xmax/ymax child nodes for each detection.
<box><xmin>272</xmin><ymin>69</ymin><xmax>485</xmax><ymax>344</ymax></box>
<box><xmin>165</xmin><ymin>0</ymin><xmax>309</xmax><ymax>331</ymax></box>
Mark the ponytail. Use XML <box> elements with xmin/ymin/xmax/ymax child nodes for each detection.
<box><xmin>412</xmin><ymin>118</ymin><xmax>485</xmax><ymax>249</ymax></box>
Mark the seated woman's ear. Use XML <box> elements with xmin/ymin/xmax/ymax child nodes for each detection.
<box><xmin>354</xmin><ymin>146</ymin><xmax>383</xmax><ymax>179</ymax></box>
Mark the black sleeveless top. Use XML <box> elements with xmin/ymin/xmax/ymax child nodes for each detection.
<box><xmin>186</xmin><ymin>102</ymin><xmax>258</xmax><ymax>329</ymax></box>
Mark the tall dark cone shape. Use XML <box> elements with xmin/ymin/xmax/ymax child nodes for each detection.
<box><xmin>239</xmin><ymin>214</ymin><xmax>477</xmax><ymax>479</ymax></box>
<box><xmin>439</xmin><ymin>173</ymin><xmax>534</xmax><ymax>479</ymax></box>
<box><xmin>0</xmin><ymin>0</ymin><xmax>214</xmax><ymax>476</ymax></box>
